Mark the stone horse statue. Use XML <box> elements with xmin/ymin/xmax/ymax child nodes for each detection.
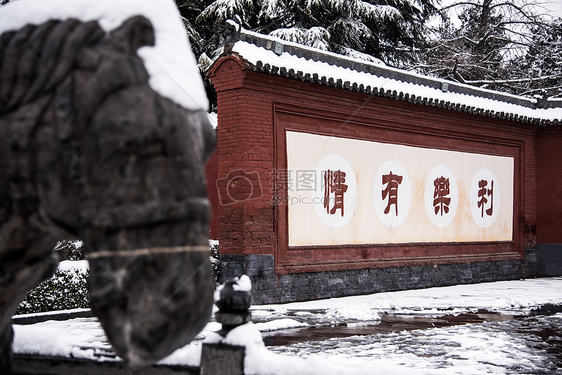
<box><xmin>0</xmin><ymin>14</ymin><xmax>215</xmax><ymax>371</ymax></box>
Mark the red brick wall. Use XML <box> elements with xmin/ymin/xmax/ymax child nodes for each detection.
<box><xmin>536</xmin><ymin>127</ymin><xmax>562</xmax><ymax>243</ymax></box>
<box><xmin>208</xmin><ymin>57</ymin><xmax>538</xmax><ymax>272</ymax></box>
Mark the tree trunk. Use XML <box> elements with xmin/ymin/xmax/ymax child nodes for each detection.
<box><xmin>475</xmin><ymin>0</ymin><xmax>493</xmax><ymax>56</ymax></box>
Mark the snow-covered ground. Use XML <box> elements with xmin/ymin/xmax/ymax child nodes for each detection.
<box><xmin>251</xmin><ymin>277</ymin><xmax>562</xmax><ymax>323</ymax></box>
<box><xmin>13</xmin><ymin>277</ymin><xmax>562</xmax><ymax>374</ymax></box>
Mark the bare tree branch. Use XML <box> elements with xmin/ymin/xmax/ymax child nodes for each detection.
<box><xmin>417</xmin><ymin>0</ymin><xmax>561</xmax><ymax>97</ymax></box>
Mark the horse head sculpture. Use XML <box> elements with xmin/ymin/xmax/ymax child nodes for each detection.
<box><xmin>0</xmin><ymin>6</ymin><xmax>215</xmax><ymax>370</ymax></box>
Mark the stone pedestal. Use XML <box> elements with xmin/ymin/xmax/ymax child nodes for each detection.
<box><xmin>200</xmin><ymin>343</ymin><xmax>245</xmax><ymax>375</ymax></box>
<box><xmin>200</xmin><ymin>276</ymin><xmax>253</xmax><ymax>375</ymax></box>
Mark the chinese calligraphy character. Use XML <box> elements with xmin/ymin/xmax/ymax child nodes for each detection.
<box><xmin>433</xmin><ymin>176</ymin><xmax>451</xmax><ymax>216</ymax></box>
<box><xmin>478</xmin><ymin>179</ymin><xmax>494</xmax><ymax>217</ymax></box>
<box><xmin>382</xmin><ymin>171</ymin><xmax>403</xmax><ymax>215</ymax></box>
<box><xmin>323</xmin><ymin>169</ymin><xmax>348</xmax><ymax>216</ymax></box>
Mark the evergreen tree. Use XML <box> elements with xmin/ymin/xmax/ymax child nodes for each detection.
<box><xmin>192</xmin><ymin>0</ymin><xmax>438</xmax><ymax>67</ymax></box>
<box><xmin>176</xmin><ymin>0</ymin><xmax>439</xmax><ymax>107</ymax></box>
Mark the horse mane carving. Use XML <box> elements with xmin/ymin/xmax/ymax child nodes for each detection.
<box><xmin>0</xmin><ymin>15</ymin><xmax>215</xmax><ymax>371</ymax></box>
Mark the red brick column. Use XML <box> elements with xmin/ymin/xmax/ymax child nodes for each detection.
<box><xmin>207</xmin><ymin>57</ymin><xmax>275</xmax><ymax>273</ymax></box>
<box><xmin>536</xmin><ymin>128</ymin><xmax>562</xmax><ymax>243</ymax></box>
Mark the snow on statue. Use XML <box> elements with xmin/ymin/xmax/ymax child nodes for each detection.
<box><xmin>0</xmin><ymin>0</ymin><xmax>215</xmax><ymax>371</ymax></box>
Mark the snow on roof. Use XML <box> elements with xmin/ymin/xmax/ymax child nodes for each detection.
<box><xmin>216</xmin><ymin>28</ymin><xmax>561</xmax><ymax>126</ymax></box>
<box><xmin>0</xmin><ymin>0</ymin><xmax>208</xmax><ymax>112</ymax></box>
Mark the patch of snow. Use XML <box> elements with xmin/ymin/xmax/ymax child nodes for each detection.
<box><xmin>201</xmin><ymin>321</ymin><xmax>221</xmax><ymax>336</ymax></box>
<box><xmin>0</xmin><ymin>0</ymin><xmax>208</xmax><ymax>111</ymax></box>
<box><xmin>269</xmin><ymin>27</ymin><xmax>306</xmax><ymax>44</ymax></box>
<box><xmin>63</xmin><ymin>240</ymin><xmax>83</xmax><ymax>249</ymax></box>
<box><xmin>327</xmin><ymin>305</ymin><xmax>381</xmax><ymax>322</ymax></box>
<box><xmin>13</xmin><ymin>318</ymin><xmax>111</xmax><ymax>361</ymax></box>
<box><xmin>360</xmin><ymin>3</ymin><xmax>401</xmax><ymax>21</ymax></box>
<box><xmin>57</xmin><ymin>260</ymin><xmax>89</xmax><ymax>272</ymax></box>
<box><xmin>14</xmin><ymin>308</ymin><xmax>91</xmax><ymax>320</ymax></box>
<box><xmin>205</xmin><ymin>321</ymin><xmax>264</xmax><ymax>347</ymax></box>
<box><xmin>233</xmin><ymin>275</ymin><xmax>252</xmax><ymax>292</ymax></box>
<box><xmin>293</xmin><ymin>311</ymin><xmax>313</xmax><ymax>316</ymax></box>
<box><xmin>341</xmin><ymin>47</ymin><xmax>385</xmax><ymax>65</ymax></box>
<box><xmin>158</xmin><ymin>342</ymin><xmax>202</xmax><ymax>367</ymax></box>
<box><xmin>254</xmin><ymin>318</ymin><xmax>308</xmax><ymax>332</ymax></box>
<box><xmin>213</xmin><ymin>285</ymin><xmax>223</xmax><ymax>303</ymax></box>
<box><xmin>252</xmin><ymin>277</ymin><xmax>562</xmax><ymax>317</ymax></box>
<box><xmin>207</xmin><ymin>112</ymin><xmax>218</xmax><ymax>129</ymax></box>
<box><xmin>305</xmin><ymin>27</ymin><xmax>330</xmax><ymax>51</ymax></box>
<box><xmin>214</xmin><ymin>274</ymin><xmax>252</xmax><ymax>301</ymax></box>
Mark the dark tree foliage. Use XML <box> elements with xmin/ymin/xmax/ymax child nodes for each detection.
<box><xmin>181</xmin><ymin>0</ymin><xmax>438</xmax><ymax>67</ymax></box>
<box><xmin>176</xmin><ymin>0</ymin><xmax>439</xmax><ymax>108</ymax></box>
<box><xmin>361</xmin><ymin>0</ymin><xmax>438</xmax><ymax>66</ymax></box>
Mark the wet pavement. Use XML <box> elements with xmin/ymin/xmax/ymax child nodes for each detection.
<box><xmin>264</xmin><ymin>310</ymin><xmax>562</xmax><ymax>374</ymax></box>
<box><xmin>262</xmin><ymin>310</ymin><xmax>513</xmax><ymax>346</ymax></box>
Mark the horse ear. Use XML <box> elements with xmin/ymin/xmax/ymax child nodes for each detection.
<box><xmin>108</xmin><ymin>15</ymin><xmax>155</xmax><ymax>53</ymax></box>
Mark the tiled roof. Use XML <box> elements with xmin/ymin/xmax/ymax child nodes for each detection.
<box><xmin>213</xmin><ymin>26</ymin><xmax>562</xmax><ymax>126</ymax></box>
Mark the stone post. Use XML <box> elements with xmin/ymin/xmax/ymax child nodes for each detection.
<box><xmin>200</xmin><ymin>276</ymin><xmax>252</xmax><ymax>375</ymax></box>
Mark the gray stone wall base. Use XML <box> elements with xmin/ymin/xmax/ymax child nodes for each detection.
<box><xmin>536</xmin><ymin>243</ymin><xmax>562</xmax><ymax>277</ymax></box>
<box><xmin>219</xmin><ymin>253</ymin><xmax>538</xmax><ymax>304</ymax></box>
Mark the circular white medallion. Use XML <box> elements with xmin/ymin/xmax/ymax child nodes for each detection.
<box><xmin>470</xmin><ymin>168</ymin><xmax>500</xmax><ymax>228</ymax></box>
<box><xmin>312</xmin><ymin>154</ymin><xmax>358</xmax><ymax>229</ymax></box>
<box><xmin>424</xmin><ymin>165</ymin><xmax>459</xmax><ymax>229</ymax></box>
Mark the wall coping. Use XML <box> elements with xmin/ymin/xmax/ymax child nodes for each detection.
<box><xmin>208</xmin><ymin>23</ymin><xmax>562</xmax><ymax>127</ymax></box>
